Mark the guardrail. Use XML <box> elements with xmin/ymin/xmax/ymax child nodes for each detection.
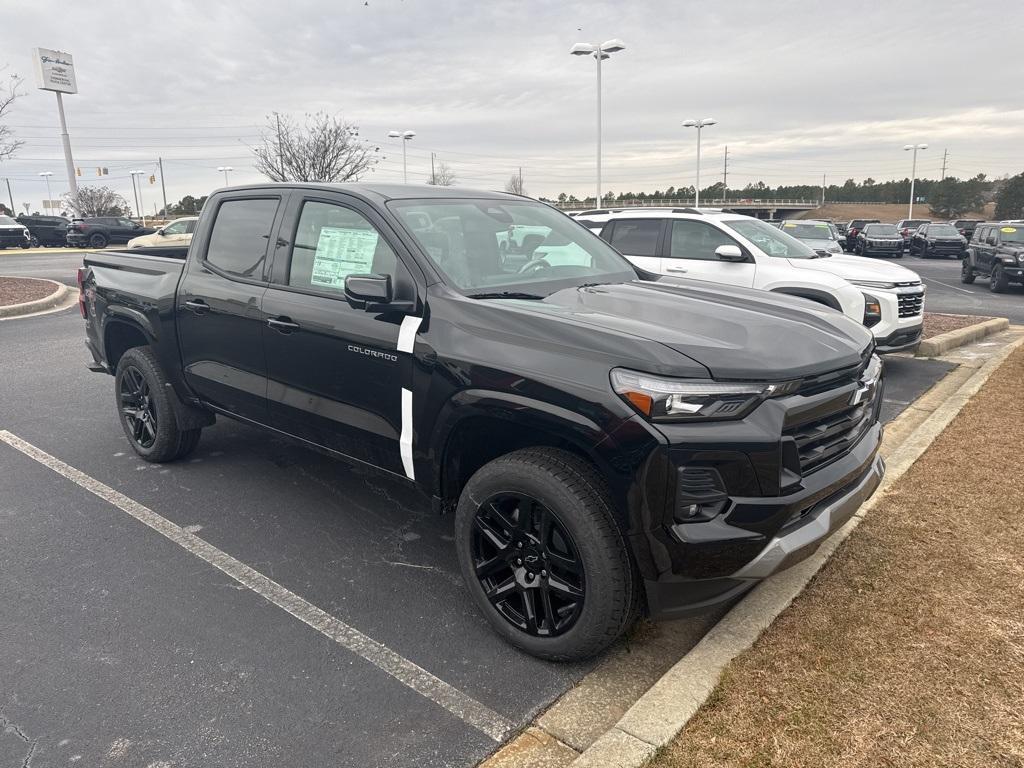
<box><xmin>555</xmin><ymin>198</ymin><xmax>820</xmax><ymax>210</ymax></box>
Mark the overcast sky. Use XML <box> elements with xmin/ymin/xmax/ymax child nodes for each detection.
<box><xmin>2</xmin><ymin>0</ymin><xmax>1023</xmax><ymax>213</ymax></box>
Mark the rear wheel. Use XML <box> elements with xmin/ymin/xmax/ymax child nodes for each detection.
<box><xmin>990</xmin><ymin>264</ymin><xmax>1009</xmax><ymax>293</ymax></box>
<box><xmin>115</xmin><ymin>346</ymin><xmax>202</xmax><ymax>462</ymax></box>
<box><xmin>455</xmin><ymin>448</ymin><xmax>637</xmax><ymax>660</ymax></box>
<box><xmin>88</xmin><ymin>233</ymin><xmax>108</xmax><ymax>248</ymax></box>
<box><xmin>29</xmin><ymin>235</ymin><xmax>39</xmax><ymax>248</ymax></box>
<box><xmin>960</xmin><ymin>259</ymin><xmax>976</xmax><ymax>284</ymax></box>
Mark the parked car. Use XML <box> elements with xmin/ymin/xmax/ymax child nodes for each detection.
<box><xmin>895</xmin><ymin>219</ymin><xmax>930</xmax><ymax>251</ymax></box>
<box><xmin>127</xmin><ymin>216</ymin><xmax>199</xmax><ymax>249</ymax></box>
<box><xmin>826</xmin><ymin>221</ymin><xmax>847</xmax><ymax>250</ymax></box>
<box><xmin>908</xmin><ymin>222</ymin><xmax>967</xmax><ymax>259</ymax></box>
<box><xmin>17</xmin><ymin>214</ymin><xmax>69</xmax><ymax>247</ymax></box>
<box><xmin>854</xmin><ymin>223</ymin><xmax>905</xmax><ymax>258</ymax></box>
<box><xmin>779</xmin><ymin>220</ymin><xmax>843</xmax><ymax>255</ymax></box>
<box><xmin>79</xmin><ymin>183</ymin><xmax>885</xmax><ymax>660</ymax></box>
<box><xmin>599</xmin><ymin>209</ymin><xmax>925</xmax><ymax>353</ymax></box>
<box><xmin>66</xmin><ymin>216</ymin><xmax>157</xmax><ymax>248</ymax></box>
<box><xmin>962</xmin><ymin>222</ymin><xmax>1024</xmax><ymax>293</ymax></box>
<box><xmin>0</xmin><ymin>214</ymin><xmax>31</xmax><ymax>249</ymax></box>
<box><xmin>949</xmin><ymin>219</ymin><xmax>985</xmax><ymax>242</ymax></box>
<box><xmin>844</xmin><ymin>219</ymin><xmax>881</xmax><ymax>252</ymax></box>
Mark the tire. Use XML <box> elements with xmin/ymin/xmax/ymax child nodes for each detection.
<box><xmin>20</xmin><ymin>241</ymin><xmax>29</xmax><ymax>249</ymax></box>
<box><xmin>990</xmin><ymin>264</ymin><xmax>1009</xmax><ymax>293</ymax></box>
<box><xmin>960</xmin><ymin>259</ymin><xmax>976</xmax><ymax>284</ymax></box>
<box><xmin>88</xmin><ymin>232</ymin><xmax>108</xmax><ymax>248</ymax></box>
<box><xmin>455</xmin><ymin>447</ymin><xmax>638</xmax><ymax>661</ymax></box>
<box><xmin>29</xmin><ymin>235</ymin><xmax>39</xmax><ymax>248</ymax></box>
<box><xmin>115</xmin><ymin>346</ymin><xmax>202</xmax><ymax>462</ymax></box>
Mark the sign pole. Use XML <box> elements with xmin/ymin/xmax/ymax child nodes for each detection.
<box><xmin>56</xmin><ymin>91</ymin><xmax>78</xmax><ymax>197</ymax></box>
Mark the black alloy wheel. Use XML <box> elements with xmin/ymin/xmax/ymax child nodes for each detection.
<box><xmin>961</xmin><ymin>258</ymin><xmax>976</xmax><ymax>284</ymax></box>
<box><xmin>89</xmin><ymin>232</ymin><xmax>108</xmax><ymax>248</ymax></box>
<box><xmin>471</xmin><ymin>493</ymin><xmax>585</xmax><ymax>637</ymax></box>
<box><xmin>119</xmin><ymin>364</ymin><xmax>159</xmax><ymax>449</ymax></box>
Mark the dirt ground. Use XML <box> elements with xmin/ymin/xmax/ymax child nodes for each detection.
<box><xmin>923</xmin><ymin>312</ymin><xmax>994</xmax><ymax>339</ymax></box>
<box><xmin>0</xmin><ymin>277</ymin><xmax>57</xmax><ymax>307</ymax></box>
<box><xmin>653</xmin><ymin>345</ymin><xmax>1024</xmax><ymax>768</ymax></box>
<box><xmin>793</xmin><ymin>202</ymin><xmax>994</xmax><ymax>223</ymax></box>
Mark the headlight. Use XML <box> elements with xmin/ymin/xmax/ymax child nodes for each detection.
<box><xmin>862</xmin><ymin>293</ymin><xmax>882</xmax><ymax>328</ymax></box>
<box><xmin>610</xmin><ymin>369</ymin><xmax>800</xmax><ymax>422</ymax></box>
<box><xmin>849</xmin><ymin>279</ymin><xmax>896</xmax><ymax>289</ymax></box>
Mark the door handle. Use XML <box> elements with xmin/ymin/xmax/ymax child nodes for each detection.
<box><xmin>183</xmin><ymin>299</ymin><xmax>209</xmax><ymax>314</ymax></box>
<box><xmin>666</xmin><ymin>266</ymin><xmax>688</xmax><ymax>274</ymax></box>
<box><xmin>266</xmin><ymin>317</ymin><xmax>300</xmax><ymax>334</ymax></box>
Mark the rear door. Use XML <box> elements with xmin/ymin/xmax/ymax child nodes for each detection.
<box><xmin>663</xmin><ymin>219</ymin><xmax>756</xmax><ymax>286</ymax></box>
<box><xmin>600</xmin><ymin>218</ymin><xmax>665</xmax><ymax>274</ymax></box>
<box><xmin>112</xmin><ymin>218</ymin><xmax>141</xmax><ymax>243</ymax></box>
<box><xmin>260</xmin><ymin>191</ymin><xmax>423</xmax><ymax>478</ymax></box>
<box><xmin>176</xmin><ymin>193</ymin><xmax>287</xmax><ymax>421</ymax></box>
<box><xmin>973</xmin><ymin>226</ymin><xmax>992</xmax><ymax>272</ymax></box>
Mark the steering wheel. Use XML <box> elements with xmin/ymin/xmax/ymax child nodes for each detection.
<box><xmin>518</xmin><ymin>258</ymin><xmax>551</xmax><ymax>275</ymax></box>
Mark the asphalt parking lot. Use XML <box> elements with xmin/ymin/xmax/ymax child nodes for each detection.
<box><xmin>895</xmin><ymin>251</ymin><xmax>1024</xmax><ymax>325</ymax></box>
<box><xmin>0</xmin><ymin>298</ymin><xmax>955</xmax><ymax>767</ymax></box>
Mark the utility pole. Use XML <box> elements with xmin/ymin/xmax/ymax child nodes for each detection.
<box><xmin>821</xmin><ymin>173</ymin><xmax>826</xmax><ymax>206</ymax></box>
<box><xmin>431</xmin><ymin>152</ymin><xmax>435</xmax><ymax>184</ymax></box>
<box><xmin>519</xmin><ymin>166</ymin><xmax>523</xmax><ymax>195</ymax></box>
<box><xmin>276</xmin><ymin>113</ymin><xmax>286</xmax><ymax>181</ymax></box>
<box><xmin>4</xmin><ymin>178</ymin><xmax>13</xmax><ymax>213</ymax></box>
<box><xmin>158</xmin><ymin>157</ymin><xmax>168</xmax><ymax>217</ymax></box>
<box><xmin>722</xmin><ymin>146</ymin><xmax>728</xmax><ymax>202</ymax></box>
<box><xmin>940</xmin><ymin>148</ymin><xmax>948</xmax><ymax>180</ymax></box>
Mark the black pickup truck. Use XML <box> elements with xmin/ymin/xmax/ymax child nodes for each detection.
<box><xmin>79</xmin><ymin>183</ymin><xmax>885</xmax><ymax>660</ymax></box>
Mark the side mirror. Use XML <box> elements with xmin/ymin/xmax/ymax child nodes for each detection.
<box><xmin>157</xmin><ymin>229</ymin><xmax>167</xmax><ymax>236</ymax></box>
<box><xmin>344</xmin><ymin>274</ymin><xmax>392</xmax><ymax>311</ymax></box>
<box><xmin>715</xmin><ymin>244</ymin><xmax>746</xmax><ymax>262</ymax></box>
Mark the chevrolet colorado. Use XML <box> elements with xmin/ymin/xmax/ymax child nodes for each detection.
<box><xmin>80</xmin><ymin>183</ymin><xmax>885</xmax><ymax>660</ymax></box>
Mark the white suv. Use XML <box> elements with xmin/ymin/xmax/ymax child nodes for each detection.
<box><xmin>581</xmin><ymin>209</ymin><xmax>925</xmax><ymax>354</ymax></box>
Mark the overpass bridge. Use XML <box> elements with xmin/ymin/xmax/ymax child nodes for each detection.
<box><xmin>555</xmin><ymin>198</ymin><xmax>820</xmax><ymax>220</ymax></box>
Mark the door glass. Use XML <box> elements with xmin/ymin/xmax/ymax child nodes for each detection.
<box><xmin>205</xmin><ymin>198</ymin><xmax>280</xmax><ymax>279</ymax></box>
<box><xmin>670</xmin><ymin>220</ymin><xmax>740</xmax><ymax>260</ymax></box>
<box><xmin>608</xmin><ymin>219</ymin><xmax>660</xmax><ymax>256</ymax></box>
<box><xmin>287</xmin><ymin>201</ymin><xmax>398</xmax><ymax>294</ymax></box>
<box><xmin>163</xmin><ymin>220</ymin><xmax>187</xmax><ymax>235</ymax></box>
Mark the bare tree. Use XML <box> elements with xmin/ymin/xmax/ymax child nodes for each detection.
<box><xmin>427</xmin><ymin>160</ymin><xmax>457</xmax><ymax>186</ymax></box>
<box><xmin>504</xmin><ymin>172</ymin><xmax>525</xmax><ymax>196</ymax></box>
<box><xmin>0</xmin><ymin>68</ymin><xmax>25</xmax><ymax>162</ymax></box>
<box><xmin>253</xmin><ymin>111</ymin><xmax>380</xmax><ymax>183</ymax></box>
<box><xmin>64</xmin><ymin>186</ymin><xmax>130</xmax><ymax>217</ymax></box>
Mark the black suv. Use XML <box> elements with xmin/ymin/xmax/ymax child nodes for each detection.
<box><xmin>66</xmin><ymin>217</ymin><xmax>156</xmax><ymax>248</ymax></box>
<box><xmin>908</xmin><ymin>222</ymin><xmax>967</xmax><ymax>259</ymax></box>
<box><xmin>17</xmin><ymin>214</ymin><xmax>70</xmax><ymax>247</ymax></box>
<box><xmin>855</xmin><ymin>223</ymin><xmax>904</xmax><ymax>258</ymax></box>
<box><xmin>895</xmin><ymin>219</ymin><xmax>930</xmax><ymax>251</ymax></box>
<box><xmin>844</xmin><ymin>219</ymin><xmax>881</xmax><ymax>252</ymax></box>
<box><xmin>950</xmin><ymin>219</ymin><xmax>984</xmax><ymax>242</ymax></box>
<box><xmin>962</xmin><ymin>223</ymin><xmax>1024</xmax><ymax>292</ymax></box>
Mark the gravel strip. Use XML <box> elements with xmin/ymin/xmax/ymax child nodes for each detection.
<box><xmin>923</xmin><ymin>312</ymin><xmax>994</xmax><ymax>339</ymax></box>
<box><xmin>0</xmin><ymin>277</ymin><xmax>58</xmax><ymax>307</ymax></box>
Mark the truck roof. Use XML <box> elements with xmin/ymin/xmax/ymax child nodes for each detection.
<box><xmin>211</xmin><ymin>182</ymin><xmax>517</xmax><ymax>203</ymax></box>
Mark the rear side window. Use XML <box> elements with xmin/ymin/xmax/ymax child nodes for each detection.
<box><xmin>607</xmin><ymin>219</ymin><xmax>661</xmax><ymax>257</ymax></box>
<box><xmin>205</xmin><ymin>198</ymin><xmax>280</xmax><ymax>280</ymax></box>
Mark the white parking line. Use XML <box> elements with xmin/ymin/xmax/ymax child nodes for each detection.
<box><xmin>0</xmin><ymin>429</ymin><xmax>513</xmax><ymax>742</ymax></box>
<box><xmin>921</xmin><ymin>276</ymin><xmax>974</xmax><ymax>294</ymax></box>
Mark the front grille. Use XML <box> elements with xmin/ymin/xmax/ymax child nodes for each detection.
<box><xmin>784</xmin><ymin>357</ymin><xmax>880</xmax><ymax>474</ymax></box>
<box><xmin>898</xmin><ymin>292</ymin><xmax>924</xmax><ymax>317</ymax></box>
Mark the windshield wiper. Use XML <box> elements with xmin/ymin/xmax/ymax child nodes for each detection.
<box><xmin>466</xmin><ymin>291</ymin><xmax>546</xmax><ymax>300</ymax></box>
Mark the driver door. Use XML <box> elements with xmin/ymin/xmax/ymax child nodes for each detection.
<box><xmin>663</xmin><ymin>219</ymin><xmax>755</xmax><ymax>287</ymax></box>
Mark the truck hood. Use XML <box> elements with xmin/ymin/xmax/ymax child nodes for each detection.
<box><xmin>472</xmin><ymin>280</ymin><xmax>872</xmax><ymax>380</ymax></box>
<box><xmin>786</xmin><ymin>254</ymin><xmax>921</xmax><ymax>284</ymax></box>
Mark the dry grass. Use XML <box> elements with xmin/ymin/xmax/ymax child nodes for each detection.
<box><xmin>923</xmin><ymin>313</ymin><xmax>995</xmax><ymax>339</ymax></box>
<box><xmin>793</xmin><ymin>202</ymin><xmax>995</xmax><ymax>224</ymax></box>
<box><xmin>654</xmin><ymin>347</ymin><xmax>1024</xmax><ymax>768</ymax></box>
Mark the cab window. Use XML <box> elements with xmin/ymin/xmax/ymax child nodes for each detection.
<box><xmin>669</xmin><ymin>220</ymin><xmax>740</xmax><ymax>260</ymax></box>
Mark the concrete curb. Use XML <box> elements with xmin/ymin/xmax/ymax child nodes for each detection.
<box><xmin>566</xmin><ymin>330</ymin><xmax>1024</xmax><ymax>768</ymax></box>
<box><xmin>0</xmin><ymin>278</ymin><xmax>70</xmax><ymax>319</ymax></box>
<box><xmin>917</xmin><ymin>316</ymin><xmax>1009</xmax><ymax>357</ymax></box>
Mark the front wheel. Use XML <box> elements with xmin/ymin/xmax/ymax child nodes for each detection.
<box><xmin>89</xmin><ymin>233</ymin><xmax>108</xmax><ymax>248</ymax></box>
<box><xmin>961</xmin><ymin>259</ymin><xmax>976</xmax><ymax>284</ymax></box>
<box><xmin>115</xmin><ymin>346</ymin><xmax>202</xmax><ymax>462</ymax></box>
<box><xmin>990</xmin><ymin>264</ymin><xmax>1009</xmax><ymax>293</ymax></box>
<box><xmin>455</xmin><ymin>448</ymin><xmax>637</xmax><ymax>660</ymax></box>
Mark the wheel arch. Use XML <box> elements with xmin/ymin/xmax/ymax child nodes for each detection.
<box><xmin>768</xmin><ymin>285</ymin><xmax>843</xmax><ymax>311</ymax></box>
<box><xmin>104</xmin><ymin>315</ymin><xmax>155</xmax><ymax>369</ymax></box>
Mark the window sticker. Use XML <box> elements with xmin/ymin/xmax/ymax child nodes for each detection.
<box><xmin>1000</xmin><ymin>227</ymin><xmax>1017</xmax><ymax>233</ymax></box>
<box><xmin>310</xmin><ymin>227</ymin><xmax>379</xmax><ymax>288</ymax></box>
<box><xmin>783</xmin><ymin>222</ymin><xmax>796</xmax><ymax>228</ymax></box>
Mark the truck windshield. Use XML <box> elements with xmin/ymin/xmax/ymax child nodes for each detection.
<box><xmin>389</xmin><ymin>199</ymin><xmax>636</xmax><ymax>295</ymax></box>
<box><xmin>862</xmin><ymin>225</ymin><xmax>900</xmax><ymax>236</ymax></box>
<box><xmin>726</xmin><ymin>218</ymin><xmax>819</xmax><ymax>259</ymax></box>
<box><xmin>780</xmin><ymin>222</ymin><xmax>834</xmax><ymax>240</ymax></box>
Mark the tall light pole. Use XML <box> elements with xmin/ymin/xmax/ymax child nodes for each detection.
<box><xmin>387</xmin><ymin>130</ymin><xmax>416</xmax><ymax>183</ymax></box>
<box><xmin>217</xmin><ymin>166</ymin><xmax>233</xmax><ymax>186</ymax></box>
<box><xmin>571</xmin><ymin>39</ymin><xmax>626</xmax><ymax>207</ymax></box>
<box><xmin>683</xmin><ymin>118</ymin><xmax>717</xmax><ymax>207</ymax></box>
<box><xmin>38</xmin><ymin>171</ymin><xmax>53</xmax><ymax>211</ymax></box>
<box><xmin>129</xmin><ymin>170</ymin><xmax>146</xmax><ymax>224</ymax></box>
<box><xmin>903</xmin><ymin>144</ymin><xmax>928</xmax><ymax>220</ymax></box>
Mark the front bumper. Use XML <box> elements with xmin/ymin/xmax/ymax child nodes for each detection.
<box><xmin>874</xmin><ymin>323</ymin><xmax>922</xmax><ymax>353</ymax></box>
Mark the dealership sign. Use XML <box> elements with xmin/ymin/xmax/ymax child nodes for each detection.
<box><xmin>32</xmin><ymin>48</ymin><xmax>77</xmax><ymax>94</ymax></box>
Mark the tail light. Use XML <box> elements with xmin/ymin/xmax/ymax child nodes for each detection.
<box><xmin>76</xmin><ymin>267</ymin><xmax>88</xmax><ymax>318</ymax></box>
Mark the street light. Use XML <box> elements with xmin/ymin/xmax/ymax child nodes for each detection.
<box><xmin>38</xmin><ymin>171</ymin><xmax>53</xmax><ymax>211</ymax></box>
<box><xmin>129</xmin><ymin>170</ymin><xmax>146</xmax><ymax>225</ymax></box>
<box><xmin>903</xmin><ymin>144</ymin><xmax>928</xmax><ymax>220</ymax></box>
<box><xmin>571</xmin><ymin>38</ymin><xmax>626</xmax><ymax>207</ymax></box>
<box><xmin>217</xmin><ymin>166</ymin><xmax>234</xmax><ymax>186</ymax></box>
<box><xmin>682</xmin><ymin>118</ymin><xmax>717</xmax><ymax>207</ymax></box>
<box><xmin>387</xmin><ymin>130</ymin><xmax>416</xmax><ymax>183</ymax></box>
